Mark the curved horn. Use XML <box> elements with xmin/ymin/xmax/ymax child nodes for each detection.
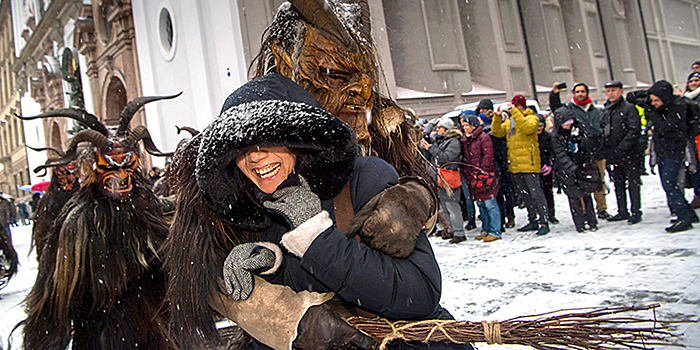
<box><xmin>117</xmin><ymin>92</ymin><xmax>183</xmax><ymax>135</ymax></box>
<box><xmin>289</xmin><ymin>0</ymin><xmax>355</xmax><ymax>49</ymax></box>
<box><xmin>175</xmin><ymin>125</ymin><xmax>200</xmax><ymax>137</ymax></box>
<box><xmin>26</xmin><ymin>145</ymin><xmax>66</xmax><ymax>157</ymax></box>
<box><xmin>15</xmin><ymin>109</ymin><xmax>109</xmax><ymax>136</ymax></box>
<box><xmin>34</xmin><ymin>129</ymin><xmax>109</xmax><ymax>173</ymax></box>
<box><xmin>126</xmin><ymin>125</ymin><xmax>174</xmax><ymax>157</ymax></box>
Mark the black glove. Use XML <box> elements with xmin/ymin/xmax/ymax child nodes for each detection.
<box><xmin>348</xmin><ymin>178</ymin><xmax>436</xmax><ymax>258</ymax></box>
<box><xmin>263</xmin><ymin>176</ymin><xmax>322</xmax><ymax>229</ymax></box>
<box><xmin>223</xmin><ymin>243</ymin><xmax>278</xmax><ymax>301</ymax></box>
<box><xmin>293</xmin><ymin>301</ymin><xmax>378</xmax><ymax>350</ymax></box>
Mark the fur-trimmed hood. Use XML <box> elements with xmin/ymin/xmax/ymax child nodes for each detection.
<box><xmin>196</xmin><ymin>73</ymin><xmax>358</xmax><ymax>230</ymax></box>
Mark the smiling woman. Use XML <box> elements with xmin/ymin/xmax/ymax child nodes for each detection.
<box><xmin>235</xmin><ymin>147</ymin><xmax>297</xmax><ymax>194</ymax></box>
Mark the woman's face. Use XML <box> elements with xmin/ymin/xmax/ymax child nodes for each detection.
<box><xmin>463</xmin><ymin>123</ymin><xmax>476</xmax><ymax>135</ymax></box>
<box><xmin>236</xmin><ymin>146</ymin><xmax>297</xmax><ymax>194</ymax></box>
<box><xmin>688</xmin><ymin>76</ymin><xmax>700</xmax><ymax>91</ymax></box>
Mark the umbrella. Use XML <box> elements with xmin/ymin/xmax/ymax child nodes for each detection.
<box><xmin>31</xmin><ymin>181</ymin><xmax>51</xmax><ymax>193</ymax></box>
<box><xmin>18</xmin><ymin>185</ymin><xmax>44</xmax><ymax>194</ymax></box>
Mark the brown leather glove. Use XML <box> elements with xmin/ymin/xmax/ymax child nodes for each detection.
<box><xmin>347</xmin><ymin>177</ymin><xmax>437</xmax><ymax>258</ymax></box>
<box><xmin>293</xmin><ymin>301</ymin><xmax>378</xmax><ymax>350</ymax></box>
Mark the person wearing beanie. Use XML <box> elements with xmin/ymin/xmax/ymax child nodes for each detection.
<box><xmin>421</xmin><ymin>116</ymin><xmax>468</xmax><ymax>243</ymax></box>
<box><xmin>457</xmin><ymin>111</ymin><xmax>478</xmax><ymax>231</ymax></box>
<box><xmin>628</xmin><ymin>80</ymin><xmax>700</xmax><ymax>232</ymax></box>
<box><xmin>461</xmin><ymin>114</ymin><xmax>501</xmax><ymax>242</ymax></box>
<box><xmin>602</xmin><ymin>80</ymin><xmax>643</xmax><ymax>225</ymax></box>
<box><xmin>550</xmin><ymin>81</ymin><xmax>611</xmax><ymax>221</ymax></box>
<box><xmin>492</xmin><ymin>95</ymin><xmax>550</xmax><ymax>236</ymax></box>
<box><xmin>537</xmin><ymin>113</ymin><xmax>558</xmax><ymax>224</ymax></box>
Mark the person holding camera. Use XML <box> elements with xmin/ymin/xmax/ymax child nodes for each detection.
<box><xmin>628</xmin><ymin>80</ymin><xmax>700</xmax><ymax>232</ymax></box>
<box><xmin>550</xmin><ymin>82</ymin><xmax>611</xmax><ymax>220</ymax></box>
<box><xmin>421</xmin><ymin>118</ymin><xmax>467</xmax><ymax>243</ymax></box>
<box><xmin>492</xmin><ymin>95</ymin><xmax>550</xmax><ymax>236</ymax></box>
<box><xmin>602</xmin><ymin>81</ymin><xmax>642</xmax><ymax>225</ymax></box>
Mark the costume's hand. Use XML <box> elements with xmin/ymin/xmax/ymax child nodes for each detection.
<box><xmin>263</xmin><ymin>176</ymin><xmax>322</xmax><ymax>229</ymax></box>
<box><xmin>540</xmin><ymin>164</ymin><xmax>552</xmax><ymax>176</ymax></box>
<box><xmin>223</xmin><ymin>242</ymin><xmax>279</xmax><ymax>300</ymax></box>
<box><xmin>348</xmin><ymin>178</ymin><xmax>435</xmax><ymax>258</ymax></box>
<box><xmin>293</xmin><ymin>301</ymin><xmax>378</xmax><ymax>350</ymax></box>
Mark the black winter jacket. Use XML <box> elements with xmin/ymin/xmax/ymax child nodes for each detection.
<box><xmin>550</xmin><ymin>91</ymin><xmax>605</xmax><ymax>160</ymax></box>
<box><xmin>631</xmin><ymin>81</ymin><xmax>700</xmax><ymax>160</ymax></box>
<box><xmin>552</xmin><ymin>108</ymin><xmax>600</xmax><ymax>198</ymax></box>
<box><xmin>257</xmin><ymin>157</ymin><xmax>465</xmax><ymax>350</ymax></box>
<box><xmin>602</xmin><ymin>98</ymin><xmax>641</xmax><ymax>164</ymax></box>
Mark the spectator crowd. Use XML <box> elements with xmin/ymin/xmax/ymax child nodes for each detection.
<box><xmin>421</xmin><ymin>61</ymin><xmax>700</xmax><ymax>242</ymax></box>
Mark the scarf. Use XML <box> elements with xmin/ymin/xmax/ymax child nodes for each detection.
<box><xmin>573</xmin><ymin>96</ymin><xmax>593</xmax><ymax>106</ymax></box>
<box><xmin>686</xmin><ymin>86</ymin><xmax>700</xmax><ymax>100</ymax></box>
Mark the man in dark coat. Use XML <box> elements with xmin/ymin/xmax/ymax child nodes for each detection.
<box><xmin>629</xmin><ymin>80</ymin><xmax>700</xmax><ymax>232</ymax></box>
<box><xmin>602</xmin><ymin>81</ymin><xmax>642</xmax><ymax>225</ymax></box>
<box><xmin>551</xmin><ymin>82</ymin><xmax>611</xmax><ymax>220</ymax></box>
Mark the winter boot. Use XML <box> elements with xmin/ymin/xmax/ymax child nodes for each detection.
<box><xmin>517</xmin><ymin>221</ymin><xmax>539</xmax><ymax>232</ymax></box>
<box><xmin>505</xmin><ymin>216</ymin><xmax>515</xmax><ymax>228</ymax></box>
<box><xmin>450</xmin><ymin>235</ymin><xmax>467</xmax><ymax>244</ymax></box>
<box><xmin>692</xmin><ymin>196</ymin><xmax>700</xmax><ymax>209</ymax></box>
<box><xmin>465</xmin><ymin>220</ymin><xmax>477</xmax><ymax>231</ymax></box>
<box><xmin>627</xmin><ymin>212</ymin><xmax>642</xmax><ymax>225</ymax></box>
<box><xmin>482</xmin><ymin>235</ymin><xmax>501</xmax><ymax>242</ymax></box>
<box><xmin>536</xmin><ymin>224</ymin><xmax>550</xmax><ymax>236</ymax></box>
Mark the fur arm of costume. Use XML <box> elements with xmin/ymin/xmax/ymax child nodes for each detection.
<box><xmin>209</xmin><ymin>276</ymin><xmax>333</xmax><ymax>350</ymax></box>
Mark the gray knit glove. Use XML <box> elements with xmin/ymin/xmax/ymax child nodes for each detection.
<box><xmin>263</xmin><ymin>176</ymin><xmax>322</xmax><ymax>229</ymax></box>
<box><xmin>223</xmin><ymin>243</ymin><xmax>277</xmax><ymax>301</ymax></box>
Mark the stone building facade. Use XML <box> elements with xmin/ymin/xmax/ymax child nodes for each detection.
<box><xmin>0</xmin><ymin>0</ymin><xmax>30</xmax><ymax>199</ymax></box>
<box><xmin>7</xmin><ymin>0</ymin><xmax>700</xmax><ymax>170</ymax></box>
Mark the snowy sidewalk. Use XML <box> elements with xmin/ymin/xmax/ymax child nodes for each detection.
<box><xmin>1</xmin><ymin>171</ymin><xmax>698</xmax><ymax>349</ymax></box>
<box><xmin>433</xmin><ymin>172</ymin><xmax>700</xmax><ymax>349</ymax></box>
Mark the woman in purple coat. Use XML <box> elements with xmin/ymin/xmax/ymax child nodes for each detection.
<box><xmin>461</xmin><ymin>115</ymin><xmax>502</xmax><ymax>242</ymax></box>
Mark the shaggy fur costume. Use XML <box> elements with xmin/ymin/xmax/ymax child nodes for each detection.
<box><xmin>31</xmin><ymin>171</ymin><xmax>80</xmax><ymax>262</ymax></box>
<box><xmin>22</xmin><ymin>173</ymin><xmax>170</xmax><ymax>349</ymax></box>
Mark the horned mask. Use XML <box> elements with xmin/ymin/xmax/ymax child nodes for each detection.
<box><xmin>17</xmin><ymin>93</ymin><xmax>181</xmax><ymax>200</ymax></box>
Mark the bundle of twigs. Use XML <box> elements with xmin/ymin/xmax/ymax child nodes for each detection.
<box><xmin>345</xmin><ymin>304</ymin><xmax>693</xmax><ymax>350</ymax></box>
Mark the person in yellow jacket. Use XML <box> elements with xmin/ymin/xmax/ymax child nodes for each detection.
<box><xmin>492</xmin><ymin>95</ymin><xmax>550</xmax><ymax>235</ymax></box>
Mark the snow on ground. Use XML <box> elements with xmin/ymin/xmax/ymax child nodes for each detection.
<box><xmin>434</xmin><ymin>172</ymin><xmax>700</xmax><ymax>349</ymax></box>
<box><xmin>1</xmin><ymin>171</ymin><xmax>698</xmax><ymax>349</ymax></box>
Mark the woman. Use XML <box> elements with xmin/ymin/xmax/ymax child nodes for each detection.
<box><xmin>186</xmin><ymin>73</ymin><xmax>469</xmax><ymax>350</ymax></box>
<box><xmin>552</xmin><ymin>107</ymin><xmax>601</xmax><ymax>232</ymax></box>
<box><xmin>420</xmin><ymin>118</ymin><xmax>466</xmax><ymax>244</ymax></box>
<box><xmin>460</xmin><ymin>115</ymin><xmax>501</xmax><ymax>242</ymax></box>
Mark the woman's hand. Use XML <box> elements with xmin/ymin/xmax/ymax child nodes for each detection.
<box><xmin>263</xmin><ymin>176</ymin><xmax>322</xmax><ymax>229</ymax></box>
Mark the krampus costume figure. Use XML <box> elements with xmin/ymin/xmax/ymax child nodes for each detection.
<box><xmin>247</xmin><ymin>0</ymin><xmax>438</xmax><ymax>247</ymax></box>
<box><xmin>25</xmin><ymin>146</ymin><xmax>80</xmax><ymax>262</ymax></box>
<box><xmin>19</xmin><ymin>94</ymin><xmax>179</xmax><ymax>350</ymax></box>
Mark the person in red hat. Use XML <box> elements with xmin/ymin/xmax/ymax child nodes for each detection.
<box><xmin>492</xmin><ymin>95</ymin><xmax>551</xmax><ymax>236</ymax></box>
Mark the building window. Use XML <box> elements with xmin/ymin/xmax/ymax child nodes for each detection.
<box><xmin>158</xmin><ymin>4</ymin><xmax>177</xmax><ymax>61</ymax></box>
<box><xmin>421</xmin><ymin>0</ymin><xmax>468</xmax><ymax>71</ymax></box>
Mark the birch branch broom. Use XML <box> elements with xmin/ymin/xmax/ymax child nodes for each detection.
<box><xmin>344</xmin><ymin>304</ymin><xmax>694</xmax><ymax>349</ymax></box>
